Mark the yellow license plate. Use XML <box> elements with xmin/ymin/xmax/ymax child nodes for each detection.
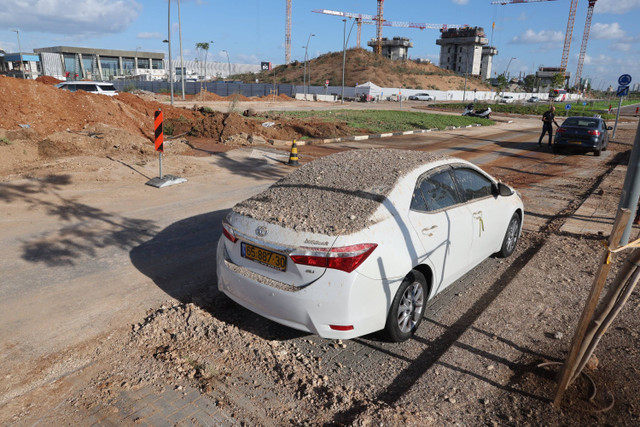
<box><xmin>569</xmin><ymin>141</ymin><xmax>582</xmax><ymax>144</ymax></box>
<box><xmin>241</xmin><ymin>243</ymin><xmax>287</xmax><ymax>271</ymax></box>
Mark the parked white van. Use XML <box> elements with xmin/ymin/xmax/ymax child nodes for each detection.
<box><xmin>54</xmin><ymin>81</ymin><xmax>118</xmax><ymax>96</ymax></box>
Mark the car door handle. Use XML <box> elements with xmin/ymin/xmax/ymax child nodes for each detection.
<box><xmin>422</xmin><ymin>225</ymin><xmax>438</xmax><ymax>236</ymax></box>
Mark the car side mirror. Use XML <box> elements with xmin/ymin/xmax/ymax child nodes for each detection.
<box><xmin>607</xmin><ymin>126</ymin><xmax>613</xmax><ymax>130</ymax></box>
<box><xmin>493</xmin><ymin>182</ymin><xmax>513</xmax><ymax>197</ymax></box>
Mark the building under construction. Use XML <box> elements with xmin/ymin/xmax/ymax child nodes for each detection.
<box><xmin>436</xmin><ymin>27</ymin><xmax>497</xmax><ymax>81</ymax></box>
<box><xmin>366</xmin><ymin>37</ymin><xmax>413</xmax><ymax>61</ymax></box>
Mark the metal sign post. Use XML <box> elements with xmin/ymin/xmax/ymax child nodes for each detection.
<box><xmin>613</xmin><ymin>74</ymin><xmax>632</xmax><ymax>139</ymax></box>
<box><xmin>146</xmin><ymin>108</ymin><xmax>187</xmax><ymax>188</ymax></box>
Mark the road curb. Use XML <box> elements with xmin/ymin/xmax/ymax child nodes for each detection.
<box><xmin>267</xmin><ymin>124</ymin><xmax>484</xmax><ymax>146</ymax></box>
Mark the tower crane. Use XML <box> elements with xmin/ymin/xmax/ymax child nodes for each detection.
<box><xmin>490</xmin><ymin>0</ymin><xmax>556</xmax><ymax>4</ymax></box>
<box><xmin>312</xmin><ymin>9</ymin><xmax>467</xmax><ymax>49</ymax></box>
<box><xmin>560</xmin><ymin>0</ymin><xmax>580</xmax><ymax>77</ymax></box>
<box><xmin>375</xmin><ymin>0</ymin><xmax>384</xmax><ymax>55</ymax></box>
<box><xmin>574</xmin><ymin>0</ymin><xmax>597</xmax><ymax>88</ymax></box>
<box><xmin>285</xmin><ymin>0</ymin><xmax>291</xmax><ymax>64</ymax></box>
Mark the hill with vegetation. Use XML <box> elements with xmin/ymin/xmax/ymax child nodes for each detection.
<box><xmin>234</xmin><ymin>48</ymin><xmax>491</xmax><ymax>91</ymax></box>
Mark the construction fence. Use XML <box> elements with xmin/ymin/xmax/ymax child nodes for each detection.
<box><xmin>110</xmin><ymin>80</ymin><xmax>295</xmax><ymax>98</ymax></box>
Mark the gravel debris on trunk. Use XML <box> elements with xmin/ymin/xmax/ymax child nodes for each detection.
<box><xmin>232</xmin><ymin>148</ymin><xmax>449</xmax><ymax>235</ymax></box>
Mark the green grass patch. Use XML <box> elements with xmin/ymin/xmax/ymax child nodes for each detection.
<box><xmin>0</xmin><ymin>137</ymin><xmax>11</xmax><ymax>145</ymax></box>
<box><xmin>271</xmin><ymin>110</ymin><xmax>493</xmax><ymax>134</ymax></box>
<box><xmin>440</xmin><ymin>102</ymin><xmax>617</xmax><ymax>120</ymax></box>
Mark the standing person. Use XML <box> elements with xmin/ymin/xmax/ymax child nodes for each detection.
<box><xmin>538</xmin><ymin>105</ymin><xmax>559</xmax><ymax>147</ymax></box>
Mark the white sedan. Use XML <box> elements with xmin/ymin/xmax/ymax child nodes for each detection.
<box><xmin>216</xmin><ymin>149</ymin><xmax>523</xmax><ymax>341</ymax></box>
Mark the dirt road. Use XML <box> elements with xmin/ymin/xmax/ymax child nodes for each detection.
<box><xmin>1</xmin><ymin>116</ymin><xmax>638</xmax><ymax>425</ymax></box>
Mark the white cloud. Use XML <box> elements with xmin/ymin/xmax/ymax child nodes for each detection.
<box><xmin>583</xmin><ymin>53</ymin><xmax>613</xmax><ymax>65</ymax></box>
<box><xmin>137</xmin><ymin>32</ymin><xmax>163</xmax><ymax>40</ymax></box>
<box><xmin>451</xmin><ymin>0</ymin><xmax>469</xmax><ymax>4</ymax></box>
<box><xmin>590</xmin><ymin>22</ymin><xmax>626</xmax><ymax>40</ymax></box>
<box><xmin>595</xmin><ymin>0</ymin><xmax>640</xmax><ymax>14</ymax></box>
<box><xmin>0</xmin><ymin>0</ymin><xmax>142</xmax><ymax>36</ymax></box>
<box><xmin>518</xmin><ymin>12</ymin><xmax>527</xmax><ymax>21</ymax></box>
<box><xmin>510</xmin><ymin>29</ymin><xmax>564</xmax><ymax>44</ymax></box>
<box><xmin>610</xmin><ymin>43</ymin><xmax>632</xmax><ymax>52</ymax></box>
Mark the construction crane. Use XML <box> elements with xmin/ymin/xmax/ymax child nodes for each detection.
<box><xmin>490</xmin><ymin>0</ymin><xmax>556</xmax><ymax>4</ymax></box>
<box><xmin>560</xmin><ymin>0</ymin><xmax>579</xmax><ymax>77</ymax></box>
<box><xmin>375</xmin><ymin>0</ymin><xmax>384</xmax><ymax>55</ymax></box>
<box><xmin>285</xmin><ymin>0</ymin><xmax>292</xmax><ymax>64</ymax></box>
<box><xmin>574</xmin><ymin>0</ymin><xmax>597</xmax><ymax>88</ymax></box>
<box><xmin>312</xmin><ymin>9</ymin><xmax>467</xmax><ymax>49</ymax></box>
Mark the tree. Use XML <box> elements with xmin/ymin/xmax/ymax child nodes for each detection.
<box><xmin>523</xmin><ymin>74</ymin><xmax>537</xmax><ymax>92</ymax></box>
<box><xmin>196</xmin><ymin>42</ymin><xmax>212</xmax><ymax>80</ymax></box>
<box><xmin>551</xmin><ymin>72</ymin><xmax>565</xmax><ymax>89</ymax></box>
<box><xmin>496</xmin><ymin>74</ymin><xmax>508</xmax><ymax>94</ymax></box>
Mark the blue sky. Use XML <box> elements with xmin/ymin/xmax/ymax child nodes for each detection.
<box><xmin>1</xmin><ymin>0</ymin><xmax>639</xmax><ymax>89</ymax></box>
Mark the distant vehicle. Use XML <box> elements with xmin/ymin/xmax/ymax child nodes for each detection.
<box><xmin>54</xmin><ymin>81</ymin><xmax>118</xmax><ymax>96</ymax></box>
<box><xmin>462</xmin><ymin>103</ymin><xmax>492</xmax><ymax>119</ymax></box>
<box><xmin>217</xmin><ymin>150</ymin><xmax>523</xmax><ymax>342</ymax></box>
<box><xmin>549</xmin><ymin>89</ymin><xmax>567</xmax><ymax>101</ymax></box>
<box><xmin>527</xmin><ymin>96</ymin><xmax>540</xmax><ymax>103</ymax></box>
<box><xmin>554</xmin><ymin>116</ymin><xmax>611</xmax><ymax>156</ymax></box>
<box><xmin>499</xmin><ymin>95</ymin><xmax>515</xmax><ymax>104</ymax></box>
<box><xmin>408</xmin><ymin>93</ymin><xmax>433</xmax><ymax>101</ymax></box>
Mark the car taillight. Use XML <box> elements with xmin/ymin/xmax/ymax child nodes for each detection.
<box><xmin>588</xmin><ymin>130</ymin><xmax>601</xmax><ymax>136</ymax></box>
<box><xmin>290</xmin><ymin>243</ymin><xmax>378</xmax><ymax>273</ymax></box>
<box><xmin>556</xmin><ymin>128</ymin><xmax>566</xmax><ymax>133</ymax></box>
<box><xmin>222</xmin><ymin>222</ymin><xmax>237</xmax><ymax>243</ymax></box>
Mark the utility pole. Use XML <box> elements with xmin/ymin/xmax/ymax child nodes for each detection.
<box><xmin>12</xmin><ymin>30</ymin><xmax>25</xmax><ymax>79</ymax></box>
<box><xmin>177</xmin><ymin>0</ymin><xmax>185</xmax><ymax>100</ymax></box>
<box><xmin>166</xmin><ymin>0</ymin><xmax>174</xmax><ymax>106</ymax></box>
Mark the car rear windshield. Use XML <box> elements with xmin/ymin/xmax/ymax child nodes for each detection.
<box><xmin>76</xmin><ymin>84</ymin><xmax>98</xmax><ymax>92</ymax></box>
<box><xmin>100</xmin><ymin>84</ymin><xmax>117</xmax><ymax>91</ymax></box>
<box><xmin>563</xmin><ymin>118</ymin><xmax>599</xmax><ymax>128</ymax></box>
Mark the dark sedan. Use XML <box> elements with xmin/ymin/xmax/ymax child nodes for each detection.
<box><xmin>553</xmin><ymin>116</ymin><xmax>611</xmax><ymax>156</ymax></box>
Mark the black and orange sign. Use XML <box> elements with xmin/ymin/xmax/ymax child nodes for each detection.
<box><xmin>154</xmin><ymin>109</ymin><xmax>164</xmax><ymax>152</ymax></box>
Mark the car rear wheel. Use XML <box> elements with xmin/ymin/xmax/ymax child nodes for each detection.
<box><xmin>497</xmin><ymin>213</ymin><xmax>521</xmax><ymax>258</ymax></box>
<box><xmin>594</xmin><ymin>148</ymin><xmax>601</xmax><ymax>157</ymax></box>
<box><xmin>384</xmin><ymin>270</ymin><xmax>427</xmax><ymax>342</ymax></box>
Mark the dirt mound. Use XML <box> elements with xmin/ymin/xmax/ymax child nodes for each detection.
<box><xmin>35</xmin><ymin>75</ymin><xmax>63</xmax><ymax>85</ymax></box>
<box><xmin>238</xmin><ymin>48</ymin><xmax>490</xmax><ymax>91</ymax></box>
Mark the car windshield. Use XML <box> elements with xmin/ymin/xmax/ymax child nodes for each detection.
<box><xmin>563</xmin><ymin>118</ymin><xmax>599</xmax><ymax>128</ymax></box>
<box><xmin>100</xmin><ymin>84</ymin><xmax>117</xmax><ymax>91</ymax></box>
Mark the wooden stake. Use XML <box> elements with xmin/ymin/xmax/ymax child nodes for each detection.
<box><xmin>553</xmin><ymin>208</ymin><xmax>630</xmax><ymax>407</ymax></box>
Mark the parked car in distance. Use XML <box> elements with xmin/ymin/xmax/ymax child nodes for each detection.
<box><xmin>499</xmin><ymin>95</ymin><xmax>515</xmax><ymax>104</ymax></box>
<box><xmin>54</xmin><ymin>81</ymin><xmax>118</xmax><ymax>96</ymax></box>
<box><xmin>408</xmin><ymin>93</ymin><xmax>433</xmax><ymax>101</ymax></box>
<box><xmin>553</xmin><ymin>116</ymin><xmax>611</xmax><ymax>156</ymax></box>
<box><xmin>217</xmin><ymin>149</ymin><xmax>524</xmax><ymax>342</ymax></box>
<box><xmin>527</xmin><ymin>96</ymin><xmax>540</xmax><ymax>103</ymax></box>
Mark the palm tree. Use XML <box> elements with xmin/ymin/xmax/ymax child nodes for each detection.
<box><xmin>195</xmin><ymin>41</ymin><xmax>212</xmax><ymax>80</ymax></box>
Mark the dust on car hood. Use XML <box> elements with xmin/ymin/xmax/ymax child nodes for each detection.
<box><xmin>232</xmin><ymin>149</ymin><xmax>450</xmax><ymax>236</ymax></box>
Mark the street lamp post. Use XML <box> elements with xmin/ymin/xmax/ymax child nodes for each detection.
<box><xmin>341</xmin><ymin>19</ymin><xmax>356</xmax><ymax>104</ymax></box>
<box><xmin>222</xmin><ymin>50</ymin><xmax>231</xmax><ymax>79</ymax></box>
<box><xmin>165</xmin><ymin>0</ymin><xmax>174</xmax><ymax>106</ymax></box>
<box><xmin>505</xmin><ymin>57</ymin><xmax>516</xmax><ymax>80</ymax></box>
<box><xmin>12</xmin><ymin>30</ymin><xmax>25</xmax><ymax>79</ymax></box>
<box><xmin>177</xmin><ymin>0</ymin><xmax>185</xmax><ymax>100</ymax></box>
<box><xmin>303</xmin><ymin>33</ymin><xmax>315</xmax><ymax>98</ymax></box>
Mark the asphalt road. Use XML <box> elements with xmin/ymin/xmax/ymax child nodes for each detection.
<box><xmin>0</xmin><ymin>115</ymin><xmax>622</xmax><ymax>410</ymax></box>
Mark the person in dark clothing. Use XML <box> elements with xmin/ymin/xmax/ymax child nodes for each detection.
<box><xmin>538</xmin><ymin>105</ymin><xmax>559</xmax><ymax>147</ymax></box>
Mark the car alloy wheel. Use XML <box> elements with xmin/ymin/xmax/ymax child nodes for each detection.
<box><xmin>498</xmin><ymin>213</ymin><xmax>520</xmax><ymax>258</ymax></box>
<box><xmin>384</xmin><ymin>270</ymin><xmax>427</xmax><ymax>342</ymax></box>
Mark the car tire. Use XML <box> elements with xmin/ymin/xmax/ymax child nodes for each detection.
<box><xmin>384</xmin><ymin>270</ymin><xmax>427</xmax><ymax>342</ymax></box>
<box><xmin>552</xmin><ymin>145</ymin><xmax>560</xmax><ymax>154</ymax></box>
<box><xmin>594</xmin><ymin>148</ymin><xmax>601</xmax><ymax>157</ymax></box>
<box><xmin>497</xmin><ymin>213</ymin><xmax>521</xmax><ymax>258</ymax></box>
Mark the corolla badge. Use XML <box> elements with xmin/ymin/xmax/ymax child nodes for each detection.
<box><xmin>255</xmin><ymin>226</ymin><xmax>268</xmax><ymax>237</ymax></box>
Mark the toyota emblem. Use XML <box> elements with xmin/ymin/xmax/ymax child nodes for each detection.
<box><xmin>255</xmin><ymin>226</ymin><xmax>268</xmax><ymax>237</ymax></box>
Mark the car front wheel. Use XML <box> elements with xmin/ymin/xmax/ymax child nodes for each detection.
<box><xmin>384</xmin><ymin>270</ymin><xmax>427</xmax><ymax>342</ymax></box>
<box><xmin>498</xmin><ymin>213</ymin><xmax>521</xmax><ymax>258</ymax></box>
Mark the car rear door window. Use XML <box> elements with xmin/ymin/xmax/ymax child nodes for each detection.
<box><xmin>453</xmin><ymin>168</ymin><xmax>493</xmax><ymax>202</ymax></box>
<box><xmin>76</xmin><ymin>84</ymin><xmax>98</xmax><ymax>92</ymax></box>
<box><xmin>415</xmin><ymin>169</ymin><xmax>461</xmax><ymax>212</ymax></box>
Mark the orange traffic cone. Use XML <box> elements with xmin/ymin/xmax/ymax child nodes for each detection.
<box><xmin>287</xmin><ymin>139</ymin><xmax>299</xmax><ymax>166</ymax></box>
